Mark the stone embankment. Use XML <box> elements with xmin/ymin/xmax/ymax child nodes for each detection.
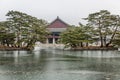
<box><xmin>0</xmin><ymin>46</ymin><xmax>31</xmax><ymax>51</ymax></box>
<box><xmin>0</xmin><ymin>44</ymin><xmax>118</xmax><ymax>51</ymax></box>
<box><xmin>71</xmin><ymin>46</ymin><xmax>118</xmax><ymax>50</ymax></box>
<box><xmin>35</xmin><ymin>44</ymin><xmax>118</xmax><ymax>50</ymax></box>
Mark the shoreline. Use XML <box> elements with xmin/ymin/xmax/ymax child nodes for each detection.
<box><xmin>71</xmin><ymin>47</ymin><xmax>118</xmax><ymax>51</ymax></box>
<box><xmin>0</xmin><ymin>46</ymin><xmax>118</xmax><ymax>51</ymax></box>
<box><xmin>0</xmin><ymin>47</ymin><xmax>31</xmax><ymax>51</ymax></box>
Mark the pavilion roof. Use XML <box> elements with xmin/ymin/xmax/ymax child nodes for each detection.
<box><xmin>47</xmin><ymin>16</ymin><xmax>69</xmax><ymax>28</ymax></box>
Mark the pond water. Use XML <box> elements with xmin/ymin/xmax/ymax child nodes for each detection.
<box><xmin>0</xmin><ymin>49</ymin><xmax>120</xmax><ymax>80</ymax></box>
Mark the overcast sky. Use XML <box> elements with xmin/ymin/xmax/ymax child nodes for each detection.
<box><xmin>1</xmin><ymin>0</ymin><xmax>120</xmax><ymax>25</ymax></box>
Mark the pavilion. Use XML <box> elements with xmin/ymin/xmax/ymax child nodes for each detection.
<box><xmin>47</xmin><ymin>16</ymin><xmax>69</xmax><ymax>44</ymax></box>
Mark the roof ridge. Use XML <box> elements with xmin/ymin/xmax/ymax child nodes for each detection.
<box><xmin>56</xmin><ymin>16</ymin><xmax>69</xmax><ymax>26</ymax></box>
<box><xmin>48</xmin><ymin>16</ymin><xmax>69</xmax><ymax>26</ymax></box>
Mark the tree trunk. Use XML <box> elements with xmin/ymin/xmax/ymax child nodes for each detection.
<box><xmin>100</xmin><ymin>36</ymin><xmax>103</xmax><ymax>47</ymax></box>
<box><xmin>106</xmin><ymin>26</ymin><xmax>118</xmax><ymax>47</ymax></box>
<box><xmin>104</xmin><ymin>36</ymin><xmax>106</xmax><ymax>47</ymax></box>
<box><xmin>98</xmin><ymin>21</ymin><xmax>103</xmax><ymax>47</ymax></box>
<box><xmin>80</xmin><ymin>42</ymin><xmax>83</xmax><ymax>47</ymax></box>
<box><xmin>86</xmin><ymin>42</ymin><xmax>88</xmax><ymax>47</ymax></box>
<box><xmin>17</xmin><ymin>31</ymin><xmax>20</xmax><ymax>48</ymax></box>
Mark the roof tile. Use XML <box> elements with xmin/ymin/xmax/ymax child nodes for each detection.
<box><xmin>48</xmin><ymin>17</ymin><xmax>68</xmax><ymax>28</ymax></box>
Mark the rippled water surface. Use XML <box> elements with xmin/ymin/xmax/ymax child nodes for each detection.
<box><xmin>0</xmin><ymin>49</ymin><xmax>120</xmax><ymax>80</ymax></box>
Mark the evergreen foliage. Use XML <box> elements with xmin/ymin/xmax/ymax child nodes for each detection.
<box><xmin>0</xmin><ymin>10</ymin><xmax>49</xmax><ymax>49</ymax></box>
<box><xmin>85</xmin><ymin>10</ymin><xmax>120</xmax><ymax>47</ymax></box>
<box><xmin>60</xmin><ymin>25</ymin><xmax>92</xmax><ymax>48</ymax></box>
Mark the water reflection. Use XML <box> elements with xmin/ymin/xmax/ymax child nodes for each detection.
<box><xmin>61</xmin><ymin>50</ymin><xmax>120</xmax><ymax>58</ymax></box>
<box><xmin>0</xmin><ymin>50</ymin><xmax>120</xmax><ymax>80</ymax></box>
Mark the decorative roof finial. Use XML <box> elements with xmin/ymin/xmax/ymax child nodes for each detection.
<box><xmin>57</xmin><ymin>16</ymin><xmax>59</xmax><ymax>19</ymax></box>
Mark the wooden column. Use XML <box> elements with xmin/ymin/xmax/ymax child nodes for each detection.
<box><xmin>46</xmin><ymin>38</ymin><xmax>49</xmax><ymax>44</ymax></box>
<box><xmin>53</xmin><ymin>38</ymin><xmax>55</xmax><ymax>44</ymax></box>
